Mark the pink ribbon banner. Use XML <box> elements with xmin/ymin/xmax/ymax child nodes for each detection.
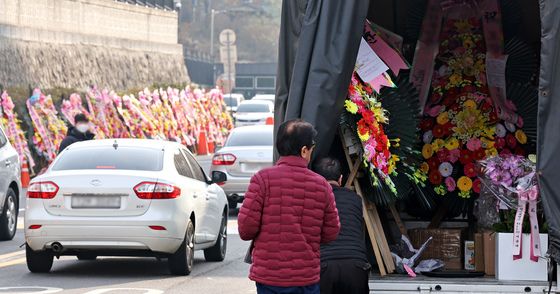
<box><xmin>512</xmin><ymin>185</ymin><xmax>541</xmax><ymax>262</ymax></box>
<box><xmin>364</xmin><ymin>23</ymin><xmax>409</xmax><ymax>76</ymax></box>
<box><xmin>480</xmin><ymin>0</ymin><xmax>518</xmax><ymax>124</ymax></box>
<box><xmin>410</xmin><ymin>0</ymin><xmax>443</xmax><ymax>112</ymax></box>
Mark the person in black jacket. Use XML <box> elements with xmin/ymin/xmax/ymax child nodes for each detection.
<box><xmin>313</xmin><ymin>157</ymin><xmax>370</xmax><ymax>294</ymax></box>
<box><xmin>58</xmin><ymin>113</ymin><xmax>95</xmax><ymax>153</ymax></box>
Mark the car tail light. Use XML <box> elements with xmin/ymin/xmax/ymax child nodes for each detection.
<box><xmin>134</xmin><ymin>182</ymin><xmax>181</xmax><ymax>199</ymax></box>
<box><xmin>212</xmin><ymin>154</ymin><xmax>237</xmax><ymax>165</ymax></box>
<box><xmin>149</xmin><ymin>225</ymin><xmax>167</xmax><ymax>231</ymax></box>
<box><xmin>28</xmin><ymin>225</ymin><xmax>42</xmax><ymax>230</ymax></box>
<box><xmin>27</xmin><ymin>181</ymin><xmax>59</xmax><ymax>199</ymax></box>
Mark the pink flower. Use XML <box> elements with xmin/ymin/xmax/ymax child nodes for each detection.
<box><xmin>445</xmin><ymin>177</ymin><xmax>457</xmax><ymax>192</ymax></box>
<box><xmin>425</xmin><ymin>105</ymin><xmax>443</xmax><ymax>117</ymax></box>
<box><xmin>448</xmin><ymin>149</ymin><xmax>461</xmax><ymax>163</ymax></box>
<box><xmin>466</xmin><ymin>138</ymin><xmax>482</xmax><ymax>151</ymax></box>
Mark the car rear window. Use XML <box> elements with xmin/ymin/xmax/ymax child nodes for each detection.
<box><xmin>52</xmin><ymin>147</ymin><xmax>163</xmax><ymax>171</ymax></box>
<box><xmin>224</xmin><ymin>97</ymin><xmax>239</xmax><ymax>107</ymax></box>
<box><xmin>226</xmin><ymin>129</ymin><xmax>273</xmax><ymax>147</ymax></box>
<box><xmin>237</xmin><ymin>103</ymin><xmax>270</xmax><ymax>113</ymax></box>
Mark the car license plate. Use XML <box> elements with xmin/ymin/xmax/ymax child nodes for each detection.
<box><xmin>71</xmin><ymin>196</ymin><xmax>121</xmax><ymax>209</ymax></box>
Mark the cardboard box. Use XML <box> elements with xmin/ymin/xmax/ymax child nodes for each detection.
<box><xmin>483</xmin><ymin>232</ymin><xmax>495</xmax><ymax>276</ymax></box>
<box><xmin>474</xmin><ymin>233</ymin><xmax>485</xmax><ymax>272</ymax></box>
<box><xmin>464</xmin><ymin>241</ymin><xmax>475</xmax><ymax>270</ymax></box>
<box><xmin>409</xmin><ymin>228</ymin><xmax>465</xmax><ymax>270</ymax></box>
<box><xmin>495</xmin><ymin>233</ymin><xmax>548</xmax><ymax>281</ymax></box>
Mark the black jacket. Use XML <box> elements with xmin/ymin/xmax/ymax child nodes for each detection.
<box><xmin>321</xmin><ymin>185</ymin><xmax>368</xmax><ymax>263</ymax></box>
<box><xmin>58</xmin><ymin>127</ymin><xmax>94</xmax><ymax>153</ymax></box>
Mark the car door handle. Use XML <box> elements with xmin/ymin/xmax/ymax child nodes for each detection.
<box><xmin>193</xmin><ymin>193</ymin><xmax>198</xmax><ymax>198</ymax></box>
<box><xmin>4</xmin><ymin>160</ymin><xmax>11</xmax><ymax>167</ymax></box>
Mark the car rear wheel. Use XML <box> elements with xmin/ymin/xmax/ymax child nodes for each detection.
<box><xmin>77</xmin><ymin>254</ymin><xmax>97</xmax><ymax>261</ymax></box>
<box><xmin>26</xmin><ymin>244</ymin><xmax>53</xmax><ymax>273</ymax></box>
<box><xmin>0</xmin><ymin>188</ymin><xmax>17</xmax><ymax>241</ymax></box>
<box><xmin>204</xmin><ymin>211</ymin><xmax>227</xmax><ymax>262</ymax></box>
<box><xmin>168</xmin><ymin>220</ymin><xmax>194</xmax><ymax>275</ymax></box>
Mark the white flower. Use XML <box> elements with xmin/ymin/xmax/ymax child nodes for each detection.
<box><xmin>423</xmin><ymin>131</ymin><xmax>434</xmax><ymax>144</ymax></box>
<box><xmin>505</xmin><ymin>122</ymin><xmax>516</xmax><ymax>132</ymax></box>
<box><xmin>438</xmin><ymin>162</ymin><xmax>453</xmax><ymax>177</ymax></box>
<box><xmin>495</xmin><ymin>123</ymin><xmax>507</xmax><ymax>138</ymax></box>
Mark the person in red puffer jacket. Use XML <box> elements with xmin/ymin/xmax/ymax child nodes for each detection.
<box><xmin>238</xmin><ymin>119</ymin><xmax>341</xmax><ymax>294</ymax></box>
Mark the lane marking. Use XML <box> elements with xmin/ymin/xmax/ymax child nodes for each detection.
<box><xmin>85</xmin><ymin>289</ymin><xmax>163</xmax><ymax>294</ymax></box>
<box><xmin>0</xmin><ymin>287</ymin><xmax>63</xmax><ymax>294</ymax></box>
<box><xmin>0</xmin><ymin>257</ymin><xmax>26</xmax><ymax>269</ymax></box>
<box><xmin>0</xmin><ymin>250</ymin><xmax>25</xmax><ymax>260</ymax></box>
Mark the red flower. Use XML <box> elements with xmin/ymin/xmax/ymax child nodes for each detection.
<box><xmin>473</xmin><ymin>148</ymin><xmax>486</xmax><ymax>160</ymax></box>
<box><xmin>362</xmin><ymin>110</ymin><xmax>375</xmax><ymax>124</ymax></box>
<box><xmin>463</xmin><ymin>85</ymin><xmax>476</xmax><ymax>93</ymax></box>
<box><xmin>443</xmin><ymin>122</ymin><xmax>455</xmax><ymax>136</ymax></box>
<box><xmin>430</xmin><ymin>92</ymin><xmax>443</xmax><ymax>104</ymax></box>
<box><xmin>420</xmin><ymin>119</ymin><xmax>434</xmax><ymax>131</ymax></box>
<box><xmin>428</xmin><ymin>157</ymin><xmax>440</xmax><ymax>171</ymax></box>
<box><xmin>481</xmin><ymin>102</ymin><xmax>493</xmax><ymax>113</ymax></box>
<box><xmin>515</xmin><ymin>146</ymin><xmax>526</xmax><ymax>156</ymax></box>
<box><xmin>500</xmin><ymin>149</ymin><xmax>512</xmax><ymax>156</ymax></box>
<box><xmin>433</xmin><ymin>124</ymin><xmax>445</xmax><ymax>138</ymax></box>
<box><xmin>429</xmin><ymin>170</ymin><xmax>443</xmax><ymax>185</ymax></box>
<box><xmin>363</xmin><ymin>84</ymin><xmax>373</xmax><ymax>95</ymax></box>
<box><xmin>488</xmin><ymin>111</ymin><xmax>499</xmax><ymax>123</ymax></box>
<box><xmin>437</xmin><ymin>148</ymin><xmax>450</xmax><ymax>162</ymax></box>
<box><xmin>443</xmin><ymin>96</ymin><xmax>456</xmax><ymax>107</ymax></box>
<box><xmin>357</xmin><ymin>119</ymin><xmax>369</xmax><ymax>135</ymax></box>
<box><xmin>464</xmin><ymin>163</ymin><xmax>477</xmax><ymax>178</ymax></box>
<box><xmin>495</xmin><ymin>137</ymin><xmax>506</xmax><ymax>149</ymax></box>
<box><xmin>473</xmin><ymin>178</ymin><xmax>481</xmax><ymax>194</ymax></box>
<box><xmin>506</xmin><ymin>134</ymin><xmax>517</xmax><ymax>148</ymax></box>
<box><xmin>450</xmin><ymin>103</ymin><xmax>462</xmax><ymax>112</ymax></box>
<box><xmin>460</xmin><ymin>149</ymin><xmax>473</xmax><ymax>165</ymax></box>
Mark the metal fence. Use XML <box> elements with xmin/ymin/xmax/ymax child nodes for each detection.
<box><xmin>114</xmin><ymin>0</ymin><xmax>177</xmax><ymax>10</ymax></box>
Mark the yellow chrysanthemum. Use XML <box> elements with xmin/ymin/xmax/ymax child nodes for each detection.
<box><xmin>457</xmin><ymin>176</ymin><xmax>473</xmax><ymax>192</ymax></box>
<box><xmin>450</xmin><ymin>74</ymin><xmax>462</xmax><ymax>86</ymax></box>
<box><xmin>420</xmin><ymin>162</ymin><xmax>430</xmax><ymax>174</ymax></box>
<box><xmin>485</xmin><ymin>148</ymin><xmax>498</xmax><ymax>157</ymax></box>
<box><xmin>422</xmin><ymin>144</ymin><xmax>434</xmax><ymax>159</ymax></box>
<box><xmin>445</xmin><ymin>138</ymin><xmax>460</xmax><ymax>150</ymax></box>
<box><xmin>515</xmin><ymin>130</ymin><xmax>528</xmax><ymax>144</ymax></box>
<box><xmin>463</xmin><ymin>99</ymin><xmax>477</xmax><ymax>109</ymax></box>
<box><xmin>483</xmin><ymin>127</ymin><xmax>495</xmax><ymax>139</ymax></box>
<box><xmin>437</xmin><ymin>112</ymin><xmax>450</xmax><ymax>125</ymax></box>
<box><xmin>432</xmin><ymin>139</ymin><xmax>446</xmax><ymax>151</ymax></box>
<box><xmin>345</xmin><ymin>100</ymin><xmax>358</xmax><ymax>114</ymax></box>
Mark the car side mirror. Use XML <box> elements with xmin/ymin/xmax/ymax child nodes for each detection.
<box><xmin>211</xmin><ymin>171</ymin><xmax>227</xmax><ymax>184</ymax></box>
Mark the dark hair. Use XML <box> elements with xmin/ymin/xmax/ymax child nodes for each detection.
<box><xmin>313</xmin><ymin>157</ymin><xmax>342</xmax><ymax>182</ymax></box>
<box><xmin>276</xmin><ymin>119</ymin><xmax>317</xmax><ymax>156</ymax></box>
<box><xmin>74</xmin><ymin>113</ymin><xmax>88</xmax><ymax>123</ymax></box>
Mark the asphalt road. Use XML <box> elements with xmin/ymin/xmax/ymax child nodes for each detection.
<box><xmin>0</xmin><ymin>155</ymin><xmax>256</xmax><ymax>294</ymax></box>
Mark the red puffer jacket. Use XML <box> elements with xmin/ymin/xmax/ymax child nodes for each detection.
<box><xmin>238</xmin><ymin>156</ymin><xmax>340</xmax><ymax>287</ymax></box>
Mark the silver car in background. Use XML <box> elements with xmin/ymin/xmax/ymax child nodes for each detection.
<box><xmin>0</xmin><ymin>125</ymin><xmax>22</xmax><ymax>240</ymax></box>
<box><xmin>223</xmin><ymin>93</ymin><xmax>245</xmax><ymax>114</ymax></box>
<box><xmin>234</xmin><ymin>100</ymin><xmax>274</xmax><ymax>127</ymax></box>
<box><xmin>210</xmin><ymin>125</ymin><xmax>273</xmax><ymax>209</ymax></box>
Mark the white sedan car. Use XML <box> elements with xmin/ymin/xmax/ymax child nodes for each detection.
<box><xmin>25</xmin><ymin>139</ymin><xmax>229</xmax><ymax>275</ymax></box>
<box><xmin>234</xmin><ymin>100</ymin><xmax>274</xmax><ymax>127</ymax></box>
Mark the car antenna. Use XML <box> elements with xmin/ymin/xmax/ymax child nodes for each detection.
<box><xmin>113</xmin><ymin>140</ymin><xmax>118</xmax><ymax>150</ymax></box>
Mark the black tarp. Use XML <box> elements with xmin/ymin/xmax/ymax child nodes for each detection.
<box><xmin>274</xmin><ymin>0</ymin><xmax>370</xmax><ymax>161</ymax></box>
<box><xmin>537</xmin><ymin>0</ymin><xmax>560</xmax><ymax>263</ymax></box>
<box><xmin>276</xmin><ymin>0</ymin><xmax>560</xmax><ymax>262</ymax></box>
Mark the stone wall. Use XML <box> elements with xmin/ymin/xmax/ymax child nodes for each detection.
<box><xmin>0</xmin><ymin>0</ymin><xmax>189</xmax><ymax>90</ymax></box>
